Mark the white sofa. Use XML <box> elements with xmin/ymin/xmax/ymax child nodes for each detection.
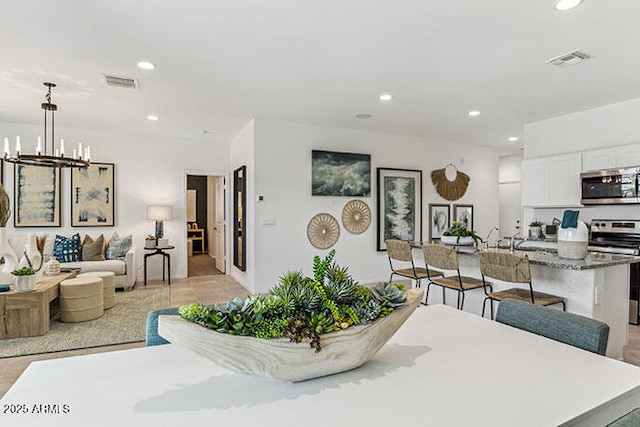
<box><xmin>7</xmin><ymin>233</ymin><xmax>136</xmax><ymax>290</ymax></box>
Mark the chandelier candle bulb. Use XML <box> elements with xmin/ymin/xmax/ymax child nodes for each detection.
<box><xmin>4</xmin><ymin>138</ymin><xmax>9</xmax><ymax>156</ymax></box>
<box><xmin>60</xmin><ymin>139</ymin><xmax>64</xmax><ymax>156</ymax></box>
<box><xmin>55</xmin><ymin>149</ymin><xmax>59</xmax><ymax>157</ymax></box>
<box><xmin>16</xmin><ymin>136</ymin><xmax>21</xmax><ymax>155</ymax></box>
<box><xmin>73</xmin><ymin>149</ymin><xmax>77</xmax><ymax>159</ymax></box>
<box><xmin>36</xmin><ymin>137</ymin><xmax>42</xmax><ymax>155</ymax></box>
<box><xmin>78</xmin><ymin>142</ymin><xmax>82</xmax><ymax>159</ymax></box>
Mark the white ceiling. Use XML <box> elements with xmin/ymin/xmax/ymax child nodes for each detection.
<box><xmin>2</xmin><ymin>0</ymin><xmax>640</xmax><ymax>154</ymax></box>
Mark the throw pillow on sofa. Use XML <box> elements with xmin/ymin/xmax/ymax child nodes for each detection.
<box><xmin>54</xmin><ymin>234</ymin><xmax>81</xmax><ymax>262</ymax></box>
<box><xmin>105</xmin><ymin>232</ymin><xmax>132</xmax><ymax>260</ymax></box>
<box><xmin>82</xmin><ymin>234</ymin><xmax>105</xmax><ymax>261</ymax></box>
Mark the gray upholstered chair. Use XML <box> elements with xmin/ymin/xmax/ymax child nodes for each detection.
<box><xmin>496</xmin><ymin>298</ymin><xmax>610</xmax><ymax>355</ymax></box>
<box><xmin>385</xmin><ymin>239</ymin><xmax>442</xmax><ymax>290</ymax></box>
<box><xmin>606</xmin><ymin>408</ymin><xmax>640</xmax><ymax>426</ymax></box>
<box><xmin>479</xmin><ymin>251</ymin><xmax>565</xmax><ymax>319</ymax></box>
<box><xmin>145</xmin><ymin>307</ymin><xmax>181</xmax><ymax>346</ymax></box>
<box><xmin>421</xmin><ymin>243</ymin><xmax>487</xmax><ymax>310</ymax></box>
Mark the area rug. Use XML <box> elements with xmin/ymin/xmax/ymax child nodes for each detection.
<box><xmin>0</xmin><ymin>287</ymin><xmax>170</xmax><ymax>358</ymax></box>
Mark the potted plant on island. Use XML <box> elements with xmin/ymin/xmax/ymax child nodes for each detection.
<box><xmin>441</xmin><ymin>221</ymin><xmax>482</xmax><ymax>246</ymax></box>
<box><xmin>11</xmin><ymin>266</ymin><xmax>37</xmax><ymax>293</ymax></box>
<box><xmin>529</xmin><ymin>220</ymin><xmax>543</xmax><ymax>238</ymax></box>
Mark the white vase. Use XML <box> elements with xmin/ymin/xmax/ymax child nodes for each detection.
<box><xmin>441</xmin><ymin>235</ymin><xmax>475</xmax><ymax>246</ymax></box>
<box><xmin>44</xmin><ymin>256</ymin><xmax>61</xmax><ymax>276</ymax></box>
<box><xmin>13</xmin><ymin>274</ymin><xmax>36</xmax><ymax>293</ymax></box>
<box><xmin>557</xmin><ymin>220</ymin><xmax>589</xmax><ymax>260</ymax></box>
<box><xmin>19</xmin><ymin>234</ymin><xmax>43</xmax><ymax>281</ymax></box>
<box><xmin>0</xmin><ymin>227</ymin><xmax>18</xmax><ymax>286</ymax></box>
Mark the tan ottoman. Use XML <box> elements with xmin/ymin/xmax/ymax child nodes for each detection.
<box><xmin>59</xmin><ymin>277</ymin><xmax>104</xmax><ymax>323</ymax></box>
<box><xmin>78</xmin><ymin>271</ymin><xmax>116</xmax><ymax>309</ymax></box>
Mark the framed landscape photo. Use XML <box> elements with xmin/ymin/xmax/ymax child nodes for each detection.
<box><xmin>14</xmin><ymin>164</ymin><xmax>61</xmax><ymax>227</ymax></box>
<box><xmin>428</xmin><ymin>204</ymin><xmax>450</xmax><ymax>242</ymax></box>
<box><xmin>312</xmin><ymin>150</ymin><xmax>371</xmax><ymax>197</ymax></box>
<box><xmin>71</xmin><ymin>162</ymin><xmax>115</xmax><ymax>227</ymax></box>
<box><xmin>453</xmin><ymin>204</ymin><xmax>473</xmax><ymax>231</ymax></box>
<box><xmin>376</xmin><ymin>168</ymin><xmax>422</xmax><ymax>251</ymax></box>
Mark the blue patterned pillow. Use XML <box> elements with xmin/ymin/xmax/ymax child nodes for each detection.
<box><xmin>105</xmin><ymin>233</ymin><xmax>132</xmax><ymax>260</ymax></box>
<box><xmin>54</xmin><ymin>234</ymin><xmax>81</xmax><ymax>262</ymax></box>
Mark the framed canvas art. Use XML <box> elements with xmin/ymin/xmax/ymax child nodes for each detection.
<box><xmin>71</xmin><ymin>162</ymin><xmax>115</xmax><ymax>226</ymax></box>
<box><xmin>376</xmin><ymin>168</ymin><xmax>422</xmax><ymax>251</ymax></box>
<box><xmin>428</xmin><ymin>204</ymin><xmax>450</xmax><ymax>242</ymax></box>
<box><xmin>453</xmin><ymin>204</ymin><xmax>473</xmax><ymax>231</ymax></box>
<box><xmin>14</xmin><ymin>164</ymin><xmax>61</xmax><ymax>227</ymax></box>
<box><xmin>312</xmin><ymin>150</ymin><xmax>371</xmax><ymax>197</ymax></box>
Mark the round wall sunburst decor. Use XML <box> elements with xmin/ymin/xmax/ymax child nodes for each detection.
<box><xmin>342</xmin><ymin>199</ymin><xmax>371</xmax><ymax>234</ymax></box>
<box><xmin>307</xmin><ymin>213</ymin><xmax>340</xmax><ymax>249</ymax></box>
<box><xmin>431</xmin><ymin>164</ymin><xmax>470</xmax><ymax>201</ymax></box>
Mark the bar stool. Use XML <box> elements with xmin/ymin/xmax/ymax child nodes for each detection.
<box><xmin>421</xmin><ymin>243</ymin><xmax>487</xmax><ymax>310</ymax></box>
<box><xmin>479</xmin><ymin>251</ymin><xmax>566</xmax><ymax>319</ymax></box>
<box><xmin>384</xmin><ymin>239</ymin><xmax>443</xmax><ymax>290</ymax></box>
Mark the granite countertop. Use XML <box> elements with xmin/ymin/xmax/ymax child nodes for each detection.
<box><xmin>454</xmin><ymin>245</ymin><xmax>640</xmax><ymax>270</ymax></box>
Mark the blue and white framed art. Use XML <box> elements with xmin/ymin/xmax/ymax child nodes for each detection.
<box><xmin>14</xmin><ymin>164</ymin><xmax>61</xmax><ymax>227</ymax></box>
<box><xmin>71</xmin><ymin>162</ymin><xmax>115</xmax><ymax>227</ymax></box>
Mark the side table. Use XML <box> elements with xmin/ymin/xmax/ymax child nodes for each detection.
<box><xmin>144</xmin><ymin>246</ymin><xmax>175</xmax><ymax>286</ymax></box>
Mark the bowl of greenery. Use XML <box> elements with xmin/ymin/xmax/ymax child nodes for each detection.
<box><xmin>441</xmin><ymin>221</ymin><xmax>482</xmax><ymax>246</ymax></box>
<box><xmin>11</xmin><ymin>266</ymin><xmax>37</xmax><ymax>293</ymax></box>
<box><xmin>158</xmin><ymin>250</ymin><xmax>423</xmax><ymax>382</ymax></box>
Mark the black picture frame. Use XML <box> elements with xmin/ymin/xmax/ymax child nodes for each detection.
<box><xmin>312</xmin><ymin>150</ymin><xmax>371</xmax><ymax>197</ymax></box>
<box><xmin>376</xmin><ymin>168</ymin><xmax>422</xmax><ymax>251</ymax></box>
<box><xmin>428</xmin><ymin>203</ymin><xmax>450</xmax><ymax>242</ymax></box>
<box><xmin>453</xmin><ymin>204</ymin><xmax>474</xmax><ymax>231</ymax></box>
<box><xmin>233</xmin><ymin>165</ymin><xmax>246</xmax><ymax>271</ymax></box>
<box><xmin>71</xmin><ymin>162</ymin><xmax>115</xmax><ymax>227</ymax></box>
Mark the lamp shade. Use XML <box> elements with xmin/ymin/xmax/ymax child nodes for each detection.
<box><xmin>147</xmin><ymin>205</ymin><xmax>173</xmax><ymax>221</ymax></box>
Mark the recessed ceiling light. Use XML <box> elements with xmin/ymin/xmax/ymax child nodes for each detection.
<box><xmin>508</xmin><ymin>137</ymin><xmax>519</xmax><ymax>142</ymax></box>
<box><xmin>356</xmin><ymin>114</ymin><xmax>372</xmax><ymax>119</ymax></box>
<box><xmin>554</xmin><ymin>0</ymin><xmax>584</xmax><ymax>11</ymax></box>
<box><xmin>379</xmin><ymin>93</ymin><xmax>392</xmax><ymax>101</ymax></box>
<box><xmin>468</xmin><ymin>110</ymin><xmax>481</xmax><ymax>117</ymax></box>
<box><xmin>137</xmin><ymin>61</ymin><xmax>156</xmax><ymax>70</ymax></box>
<box><xmin>147</xmin><ymin>115</ymin><xmax>159</xmax><ymax>121</ymax></box>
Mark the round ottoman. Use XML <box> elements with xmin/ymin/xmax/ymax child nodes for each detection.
<box><xmin>59</xmin><ymin>277</ymin><xmax>104</xmax><ymax>323</ymax></box>
<box><xmin>78</xmin><ymin>271</ymin><xmax>116</xmax><ymax>309</ymax></box>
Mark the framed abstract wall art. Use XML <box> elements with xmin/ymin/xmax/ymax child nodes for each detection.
<box><xmin>14</xmin><ymin>164</ymin><xmax>61</xmax><ymax>227</ymax></box>
<box><xmin>453</xmin><ymin>204</ymin><xmax>473</xmax><ymax>231</ymax></box>
<box><xmin>312</xmin><ymin>150</ymin><xmax>371</xmax><ymax>197</ymax></box>
<box><xmin>71</xmin><ymin>162</ymin><xmax>115</xmax><ymax>226</ymax></box>
<box><xmin>376</xmin><ymin>168</ymin><xmax>422</xmax><ymax>251</ymax></box>
<box><xmin>428</xmin><ymin>203</ymin><xmax>450</xmax><ymax>242</ymax></box>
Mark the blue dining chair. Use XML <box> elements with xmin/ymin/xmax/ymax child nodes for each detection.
<box><xmin>145</xmin><ymin>307</ymin><xmax>181</xmax><ymax>346</ymax></box>
<box><xmin>496</xmin><ymin>298</ymin><xmax>610</xmax><ymax>355</ymax></box>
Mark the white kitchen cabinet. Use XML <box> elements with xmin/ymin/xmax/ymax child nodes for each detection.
<box><xmin>615</xmin><ymin>143</ymin><xmax>640</xmax><ymax>168</ymax></box>
<box><xmin>521</xmin><ymin>153</ymin><xmax>581</xmax><ymax>207</ymax></box>
<box><xmin>582</xmin><ymin>148</ymin><xmax>614</xmax><ymax>172</ymax></box>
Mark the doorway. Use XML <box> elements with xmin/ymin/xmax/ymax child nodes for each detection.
<box><xmin>187</xmin><ymin>174</ymin><xmax>226</xmax><ymax>277</ymax></box>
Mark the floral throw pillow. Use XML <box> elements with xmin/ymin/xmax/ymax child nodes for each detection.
<box><xmin>54</xmin><ymin>234</ymin><xmax>81</xmax><ymax>263</ymax></box>
<box><xmin>105</xmin><ymin>232</ymin><xmax>132</xmax><ymax>260</ymax></box>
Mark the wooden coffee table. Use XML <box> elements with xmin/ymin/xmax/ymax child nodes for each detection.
<box><xmin>0</xmin><ymin>272</ymin><xmax>76</xmax><ymax>339</ymax></box>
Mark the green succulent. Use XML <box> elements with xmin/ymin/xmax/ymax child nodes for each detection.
<box><xmin>372</xmin><ymin>283</ymin><xmax>407</xmax><ymax>308</ymax></box>
<box><xmin>309</xmin><ymin>311</ymin><xmax>334</xmax><ymax>334</ymax></box>
<box><xmin>442</xmin><ymin>221</ymin><xmax>483</xmax><ymax>243</ymax></box>
<box><xmin>357</xmin><ymin>299</ymin><xmax>382</xmax><ymax>323</ymax></box>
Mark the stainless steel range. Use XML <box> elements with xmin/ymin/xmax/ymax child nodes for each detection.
<box><xmin>589</xmin><ymin>219</ymin><xmax>640</xmax><ymax>255</ymax></box>
<box><xmin>589</xmin><ymin>219</ymin><xmax>640</xmax><ymax>324</ymax></box>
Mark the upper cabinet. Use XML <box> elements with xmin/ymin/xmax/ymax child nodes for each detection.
<box><xmin>582</xmin><ymin>148</ymin><xmax>614</xmax><ymax>172</ymax></box>
<box><xmin>615</xmin><ymin>144</ymin><xmax>640</xmax><ymax>168</ymax></box>
<box><xmin>522</xmin><ymin>153</ymin><xmax>582</xmax><ymax>207</ymax></box>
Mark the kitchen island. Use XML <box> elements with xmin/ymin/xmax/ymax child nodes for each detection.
<box><xmin>414</xmin><ymin>244</ymin><xmax>640</xmax><ymax>359</ymax></box>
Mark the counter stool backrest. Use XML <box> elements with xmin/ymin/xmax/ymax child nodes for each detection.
<box><xmin>478</xmin><ymin>251</ymin><xmax>531</xmax><ymax>284</ymax></box>
<box><xmin>422</xmin><ymin>244</ymin><xmax>458</xmax><ymax>271</ymax></box>
<box><xmin>385</xmin><ymin>239</ymin><xmax>413</xmax><ymax>262</ymax></box>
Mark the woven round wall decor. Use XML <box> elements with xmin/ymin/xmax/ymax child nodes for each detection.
<box><xmin>307</xmin><ymin>213</ymin><xmax>340</xmax><ymax>249</ymax></box>
<box><xmin>431</xmin><ymin>164</ymin><xmax>470</xmax><ymax>201</ymax></box>
<box><xmin>342</xmin><ymin>199</ymin><xmax>371</xmax><ymax>234</ymax></box>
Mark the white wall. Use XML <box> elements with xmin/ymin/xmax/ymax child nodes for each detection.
<box><xmin>0</xmin><ymin>121</ymin><xmax>230</xmax><ymax>282</ymax></box>
<box><xmin>524</xmin><ymin>97</ymin><xmax>640</xmax><ymax>159</ymax></box>
<box><xmin>251</xmin><ymin>120</ymin><xmax>500</xmax><ymax>294</ymax></box>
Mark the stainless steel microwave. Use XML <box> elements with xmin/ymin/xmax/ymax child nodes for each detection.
<box><xmin>581</xmin><ymin>167</ymin><xmax>640</xmax><ymax>204</ymax></box>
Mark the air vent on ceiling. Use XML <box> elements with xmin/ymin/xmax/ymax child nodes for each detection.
<box><xmin>102</xmin><ymin>74</ymin><xmax>139</xmax><ymax>89</ymax></box>
<box><xmin>546</xmin><ymin>50</ymin><xmax>593</xmax><ymax>68</ymax></box>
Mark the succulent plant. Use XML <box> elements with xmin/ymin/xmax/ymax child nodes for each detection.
<box><xmin>309</xmin><ymin>311</ymin><xmax>334</xmax><ymax>334</ymax></box>
<box><xmin>372</xmin><ymin>283</ymin><xmax>407</xmax><ymax>308</ymax></box>
<box><xmin>357</xmin><ymin>299</ymin><xmax>382</xmax><ymax>323</ymax></box>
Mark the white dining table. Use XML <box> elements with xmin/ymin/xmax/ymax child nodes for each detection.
<box><xmin>2</xmin><ymin>304</ymin><xmax>640</xmax><ymax>427</ymax></box>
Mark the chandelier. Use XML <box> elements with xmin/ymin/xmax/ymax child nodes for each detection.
<box><xmin>3</xmin><ymin>82</ymin><xmax>90</xmax><ymax>168</ymax></box>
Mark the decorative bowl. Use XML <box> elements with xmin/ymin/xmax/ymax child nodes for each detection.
<box><xmin>158</xmin><ymin>288</ymin><xmax>424</xmax><ymax>382</ymax></box>
<box><xmin>441</xmin><ymin>235</ymin><xmax>475</xmax><ymax>246</ymax></box>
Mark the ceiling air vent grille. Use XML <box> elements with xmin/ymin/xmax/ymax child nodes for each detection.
<box><xmin>102</xmin><ymin>74</ymin><xmax>139</xmax><ymax>89</ymax></box>
<box><xmin>546</xmin><ymin>50</ymin><xmax>593</xmax><ymax>68</ymax></box>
